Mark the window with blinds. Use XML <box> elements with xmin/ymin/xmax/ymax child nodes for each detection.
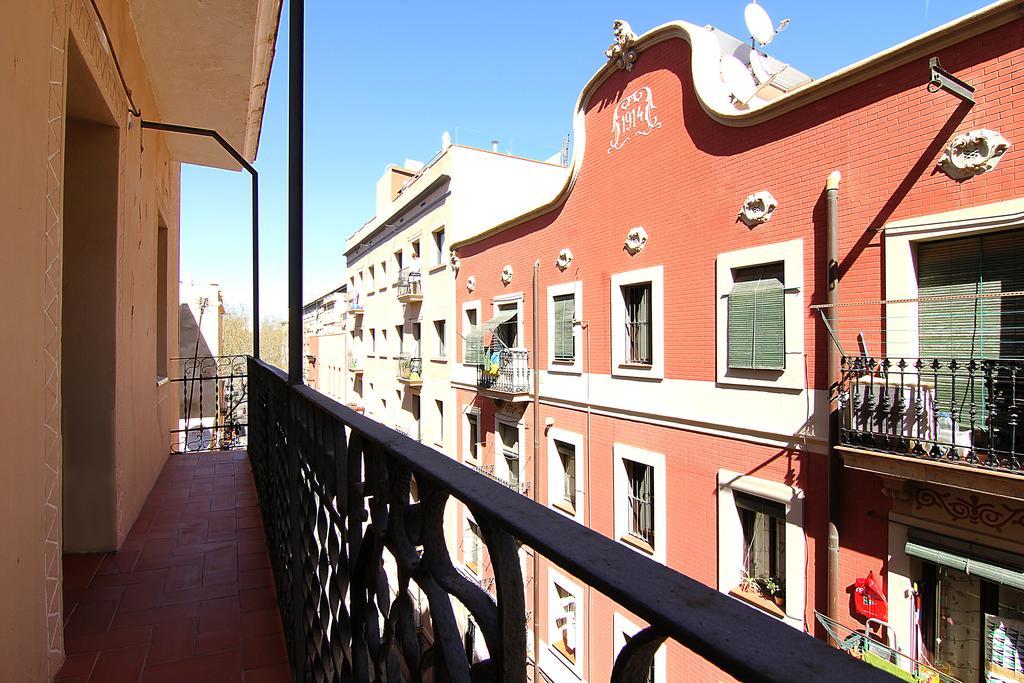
<box><xmin>728</xmin><ymin>264</ymin><xmax>785</xmax><ymax>370</ymax></box>
<box><xmin>918</xmin><ymin>231</ymin><xmax>1024</xmax><ymax>423</ymax></box>
<box><xmin>463</xmin><ymin>309</ymin><xmax>485</xmax><ymax>365</ymax></box>
<box><xmin>553</xmin><ymin>294</ymin><xmax>576</xmax><ymax>362</ymax></box>
<box><xmin>499</xmin><ymin>422</ymin><xmax>520</xmax><ymax>488</ymax></box>
<box><xmin>623</xmin><ymin>283</ymin><xmax>652</xmax><ymax>365</ymax></box>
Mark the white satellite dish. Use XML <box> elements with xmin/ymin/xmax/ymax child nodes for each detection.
<box><xmin>749</xmin><ymin>49</ymin><xmax>771</xmax><ymax>83</ymax></box>
<box><xmin>720</xmin><ymin>54</ymin><xmax>756</xmax><ymax>103</ymax></box>
<box><xmin>744</xmin><ymin>1</ymin><xmax>790</xmax><ymax>47</ymax></box>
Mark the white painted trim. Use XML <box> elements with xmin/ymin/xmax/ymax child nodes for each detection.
<box><xmin>884</xmin><ymin>197</ymin><xmax>1024</xmax><ymax>360</ymax></box>
<box><xmin>613</xmin><ymin>613</ymin><xmax>666</xmax><ymax>683</ymax></box>
<box><xmin>546</xmin><ymin>568</ymin><xmax>585</xmax><ymax>680</ymax></box>
<box><xmin>610</xmin><ymin>266</ymin><xmax>664</xmax><ymax>380</ymax></box>
<box><xmin>715</xmin><ymin>239</ymin><xmax>805</xmax><ymax>391</ymax></box>
<box><xmin>613</xmin><ymin>444</ymin><xmax>666</xmax><ymax>564</ymax></box>
<box><xmin>716</xmin><ymin>469</ymin><xmax>805</xmax><ymax>629</ymax></box>
<box><xmin>547</xmin><ymin>428</ymin><xmax>585</xmax><ymax>524</ymax></box>
<box><xmin>547</xmin><ymin>281</ymin><xmax>584</xmax><ymax>375</ymax></box>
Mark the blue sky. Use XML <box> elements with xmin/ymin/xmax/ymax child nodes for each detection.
<box><xmin>180</xmin><ymin>0</ymin><xmax>994</xmax><ymax>319</ymax></box>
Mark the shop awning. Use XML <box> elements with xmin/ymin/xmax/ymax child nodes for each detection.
<box><xmin>906</xmin><ymin>530</ymin><xmax>1024</xmax><ymax>591</ymax></box>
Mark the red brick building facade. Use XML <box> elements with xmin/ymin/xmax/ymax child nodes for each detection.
<box><xmin>449</xmin><ymin>5</ymin><xmax>1024</xmax><ymax>681</ymax></box>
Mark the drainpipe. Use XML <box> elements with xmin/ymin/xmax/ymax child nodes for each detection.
<box><xmin>825</xmin><ymin>170</ymin><xmax>842</xmax><ymax>644</ymax></box>
<box><xmin>531</xmin><ymin>260</ymin><xmax>541</xmax><ymax>683</ymax></box>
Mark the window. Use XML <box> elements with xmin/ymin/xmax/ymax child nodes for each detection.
<box><xmin>463</xmin><ymin>304</ymin><xmax>484</xmax><ymax>364</ymax></box>
<box><xmin>465</xmin><ymin>410</ymin><xmax>481</xmax><ymax>463</ymax></box>
<box><xmin>411</xmin><ymin>394</ymin><xmax>420</xmax><ymax>439</ymax></box>
<box><xmin>495</xmin><ymin>302</ymin><xmax>519</xmax><ymax>348</ymax></box>
<box><xmin>614</xmin><ymin>444</ymin><xmax>665</xmax><ymax>561</ymax></box>
<box><xmin>623</xmin><ymin>283</ymin><xmax>652</xmax><ymax>365</ymax></box>
<box><xmin>716</xmin><ymin>240</ymin><xmax>803</xmax><ymax>389</ymax></box>
<box><xmin>498</xmin><ymin>421</ymin><xmax>520</xmax><ymax>490</ymax></box>
<box><xmin>625</xmin><ymin>460</ymin><xmax>654</xmax><ymax>547</ymax></box>
<box><xmin>436</xmin><ymin>399</ymin><xmax>444</xmax><ymax>444</ymax></box>
<box><xmin>368</xmin><ymin>265</ymin><xmax>375</xmax><ymax>291</ymax></box>
<box><xmin>435</xmin><ymin>320</ymin><xmax>446</xmax><ymax>356</ymax></box>
<box><xmin>553</xmin><ymin>584</ymin><xmax>577</xmax><ymax>664</ymax></box>
<box><xmin>546</xmin><ymin>572</ymin><xmax>583</xmax><ymax>674</ymax></box>
<box><xmin>396</xmin><ymin>325</ymin><xmax>403</xmax><ymax>355</ymax></box>
<box><xmin>465</xmin><ymin>518</ymin><xmax>482</xmax><ymax>575</ymax></box>
<box><xmin>380</xmin><ymin>328</ymin><xmax>388</xmax><ymax>356</ymax></box>
<box><xmin>433</xmin><ymin>227</ymin><xmax>446</xmax><ymax>266</ymax></box>
<box><xmin>394</xmin><ymin>249</ymin><xmax>403</xmax><ymax>277</ymax></box>
<box><xmin>156</xmin><ymin>221</ymin><xmax>168</xmax><ymax>379</ymax></box>
<box><xmin>717</xmin><ymin>469</ymin><xmax>804</xmax><ymax>627</ymax></box>
<box><xmin>614</xmin><ymin>614</ymin><xmax>664</xmax><ymax>683</ymax></box>
<box><xmin>728</xmin><ymin>264</ymin><xmax>785</xmax><ymax>370</ymax></box>
<box><xmin>556</xmin><ymin>441</ymin><xmax>576</xmax><ymax>511</ymax></box>
<box><xmin>370</xmin><ymin>329</ymin><xmax>376</xmax><ymax>355</ymax></box>
<box><xmin>611</xmin><ymin>266</ymin><xmax>664</xmax><ymax>379</ymax></box>
<box><xmin>553</xmin><ymin>294</ymin><xmax>575</xmax><ymax>362</ymax></box>
<box><xmin>379</xmin><ymin>261</ymin><xmax>387</xmax><ymax>289</ymax></box>
<box><xmin>412</xmin><ymin>322</ymin><xmax>421</xmax><ymax>357</ymax></box>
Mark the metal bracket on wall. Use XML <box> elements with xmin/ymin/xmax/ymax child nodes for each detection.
<box><xmin>927</xmin><ymin>57</ymin><xmax>975</xmax><ymax>104</ymax></box>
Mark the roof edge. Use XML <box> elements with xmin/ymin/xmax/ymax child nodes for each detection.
<box><xmin>244</xmin><ymin>0</ymin><xmax>284</xmax><ymax>162</ymax></box>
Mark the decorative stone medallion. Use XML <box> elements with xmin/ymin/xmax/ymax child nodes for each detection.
<box><xmin>738</xmin><ymin>191</ymin><xmax>778</xmax><ymax>228</ymax></box>
<box><xmin>556</xmin><ymin>249</ymin><xmax>573</xmax><ymax>271</ymax></box>
<box><xmin>938</xmin><ymin>129</ymin><xmax>1011</xmax><ymax>180</ymax></box>
<box><xmin>466</xmin><ymin>275</ymin><xmax>476</xmax><ymax>292</ymax></box>
<box><xmin>501</xmin><ymin>265</ymin><xmax>514</xmax><ymax>285</ymax></box>
<box><xmin>623</xmin><ymin>226</ymin><xmax>648</xmax><ymax>255</ymax></box>
<box><xmin>604</xmin><ymin>19</ymin><xmax>638</xmax><ymax>72</ymax></box>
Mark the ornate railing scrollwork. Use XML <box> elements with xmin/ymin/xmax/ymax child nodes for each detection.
<box><xmin>247</xmin><ymin>357</ymin><xmax>885</xmax><ymax>682</ymax></box>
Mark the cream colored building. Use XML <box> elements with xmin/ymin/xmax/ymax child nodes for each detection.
<box><xmin>343</xmin><ymin>141</ymin><xmax>567</xmax><ymax>455</ymax></box>
<box><xmin>0</xmin><ymin>0</ymin><xmax>279</xmax><ymax>678</ymax></box>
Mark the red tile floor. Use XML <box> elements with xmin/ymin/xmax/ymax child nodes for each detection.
<box><xmin>57</xmin><ymin>451</ymin><xmax>291</xmax><ymax>683</ymax></box>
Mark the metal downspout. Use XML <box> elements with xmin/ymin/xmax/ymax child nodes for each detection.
<box><xmin>825</xmin><ymin>170</ymin><xmax>842</xmax><ymax>644</ymax></box>
<box><xmin>287</xmin><ymin>0</ymin><xmax>304</xmax><ymax>385</ymax></box>
<box><xmin>531</xmin><ymin>260</ymin><xmax>541</xmax><ymax>682</ymax></box>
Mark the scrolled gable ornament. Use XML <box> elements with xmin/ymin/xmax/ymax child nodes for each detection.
<box><xmin>555</xmin><ymin>248</ymin><xmax>573</xmax><ymax>271</ymax></box>
<box><xmin>605</xmin><ymin>19</ymin><xmax>638</xmax><ymax>72</ymax></box>
<box><xmin>938</xmin><ymin>129</ymin><xmax>1011</xmax><ymax>180</ymax></box>
<box><xmin>449</xmin><ymin>250</ymin><xmax>461</xmax><ymax>272</ymax></box>
<box><xmin>738</xmin><ymin>191</ymin><xmax>778</xmax><ymax>228</ymax></box>
<box><xmin>623</xmin><ymin>226</ymin><xmax>648</xmax><ymax>255</ymax></box>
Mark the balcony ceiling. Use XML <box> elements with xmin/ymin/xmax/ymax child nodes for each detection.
<box><xmin>129</xmin><ymin>0</ymin><xmax>282</xmax><ymax>169</ymax></box>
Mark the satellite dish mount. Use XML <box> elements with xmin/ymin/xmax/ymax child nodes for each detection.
<box><xmin>744</xmin><ymin>1</ymin><xmax>790</xmax><ymax>48</ymax></box>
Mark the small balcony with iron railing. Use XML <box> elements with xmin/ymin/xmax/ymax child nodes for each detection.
<box><xmin>346</xmin><ymin>350</ymin><xmax>363</xmax><ymax>374</ymax></box>
<box><xmin>819</xmin><ymin>291</ymin><xmax>1024</xmax><ymax>498</ymax></box>
<box><xmin>476</xmin><ymin>347</ymin><xmax>531</xmax><ymax>399</ymax></box>
<box><xmin>346</xmin><ymin>292</ymin><xmax>364</xmax><ymax>316</ymax></box>
<box><xmin>396</xmin><ymin>267</ymin><xmax>422</xmax><ymax>303</ymax></box>
<box><xmin>397</xmin><ymin>353</ymin><xmax>423</xmax><ymax>386</ymax></box>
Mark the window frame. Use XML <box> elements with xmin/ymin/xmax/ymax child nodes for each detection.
<box><xmin>716</xmin><ymin>240</ymin><xmax>804</xmax><ymax>390</ymax></box>
<box><xmin>610</xmin><ymin>266</ymin><xmax>664</xmax><ymax>380</ymax></box>
<box><xmin>462</xmin><ymin>299</ymin><xmax>482</xmax><ymax>365</ymax></box>
<box><xmin>434</xmin><ymin>319</ymin><xmax>447</xmax><ymax>359</ymax></box>
<box><xmin>547</xmin><ymin>428</ymin><xmax>584</xmax><ymax>523</ymax></box>
<box><xmin>463</xmin><ymin>510</ymin><xmax>483</xmax><ymax>577</ymax></box>
<box><xmin>462</xmin><ymin>405</ymin><xmax>482</xmax><ymax>465</ymax></box>
<box><xmin>435</xmin><ymin>399</ymin><xmax>445</xmax><ymax>448</ymax></box>
<box><xmin>613</xmin><ymin>443</ymin><xmax>666</xmax><ymax>563</ymax></box>
<box><xmin>431</xmin><ymin>226</ymin><xmax>446</xmax><ymax>270</ymax></box>
<box><xmin>613</xmin><ymin>613</ymin><xmax>666</xmax><ymax>683</ymax></box>
<box><xmin>545</xmin><ymin>570</ymin><xmax>584</xmax><ymax>676</ymax></box>
<box><xmin>492</xmin><ymin>294</ymin><xmax>525</xmax><ymax>350</ymax></box>
<box><xmin>494</xmin><ymin>416</ymin><xmax>524</xmax><ymax>491</ymax></box>
<box><xmin>716</xmin><ymin>469</ymin><xmax>805</xmax><ymax>629</ymax></box>
<box><xmin>547</xmin><ymin>281</ymin><xmax>583</xmax><ymax>374</ymax></box>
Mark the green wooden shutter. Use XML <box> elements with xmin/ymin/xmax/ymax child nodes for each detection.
<box><xmin>554</xmin><ymin>294</ymin><xmax>575</xmax><ymax>361</ymax></box>
<box><xmin>464</xmin><ymin>329</ymin><xmax>485</xmax><ymax>365</ymax></box>
<box><xmin>728</xmin><ymin>265</ymin><xmax>785</xmax><ymax>370</ymax></box>
<box><xmin>918</xmin><ymin>231</ymin><xmax>1024</xmax><ymax>423</ymax></box>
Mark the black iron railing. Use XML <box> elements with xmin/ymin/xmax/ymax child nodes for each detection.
<box><xmin>170</xmin><ymin>355</ymin><xmax>247</xmax><ymax>453</ymax></box>
<box><xmin>397</xmin><ymin>267</ymin><xmax>422</xmax><ymax>300</ymax></box>
<box><xmin>247</xmin><ymin>357</ymin><xmax>885</xmax><ymax>682</ymax></box>
<box><xmin>839</xmin><ymin>355</ymin><xmax>1024</xmax><ymax>473</ymax></box>
<box><xmin>476</xmin><ymin>347</ymin><xmax>530</xmax><ymax>394</ymax></box>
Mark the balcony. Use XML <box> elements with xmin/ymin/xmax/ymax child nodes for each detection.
<box><xmin>468</xmin><ymin>461</ymin><xmax>531</xmax><ymax>495</ymax></box>
<box><xmin>476</xmin><ymin>347</ymin><xmax>531</xmax><ymax>399</ymax></box>
<box><xmin>346</xmin><ymin>352</ymin><xmax>363</xmax><ymax>374</ymax></box>
<box><xmin>242</xmin><ymin>357</ymin><xmax>883</xmax><ymax>681</ymax></box>
<box><xmin>396</xmin><ymin>268</ymin><xmax>422</xmax><ymax>303</ymax></box>
<box><xmin>397</xmin><ymin>353</ymin><xmax>423</xmax><ymax>386</ymax></box>
<box><xmin>837</xmin><ymin>355</ymin><xmax>1024</xmax><ymax>499</ymax></box>
<box><xmin>346</xmin><ymin>293</ymin><xmax>364</xmax><ymax>316</ymax></box>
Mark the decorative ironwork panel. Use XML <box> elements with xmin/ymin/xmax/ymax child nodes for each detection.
<box><xmin>248</xmin><ymin>357</ymin><xmax>886</xmax><ymax>683</ymax></box>
<box><xmin>170</xmin><ymin>355</ymin><xmax>248</xmax><ymax>453</ymax></box>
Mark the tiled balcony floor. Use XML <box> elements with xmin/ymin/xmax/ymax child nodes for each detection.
<box><xmin>56</xmin><ymin>451</ymin><xmax>291</xmax><ymax>683</ymax></box>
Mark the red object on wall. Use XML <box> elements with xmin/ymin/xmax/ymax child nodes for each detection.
<box><xmin>853</xmin><ymin>571</ymin><xmax>888</xmax><ymax>622</ymax></box>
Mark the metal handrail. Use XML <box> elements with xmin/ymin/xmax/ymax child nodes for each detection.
<box><xmin>248</xmin><ymin>357</ymin><xmax>888</xmax><ymax>682</ymax></box>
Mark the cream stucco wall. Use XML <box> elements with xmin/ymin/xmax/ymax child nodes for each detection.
<box><xmin>343</xmin><ymin>144</ymin><xmax>566</xmax><ymax>458</ymax></box>
<box><xmin>0</xmin><ymin>0</ymin><xmax>274</xmax><ymax>677</ymax></box>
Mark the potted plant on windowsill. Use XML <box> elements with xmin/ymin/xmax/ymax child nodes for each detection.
<box><xmin>761</xmin><ymin>576</ymin><xmax>785</xmax><ymax>608</ymax></box>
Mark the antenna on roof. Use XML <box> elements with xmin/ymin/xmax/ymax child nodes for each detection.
<box><xmin>744</xmin><ymin>1</ymin><xmax>789</xmax><ymax>48</ymax></box>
